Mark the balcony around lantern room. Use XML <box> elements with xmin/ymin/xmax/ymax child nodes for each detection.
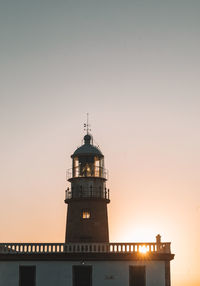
<box><xmin>65</xmin><ymin>186</ymin><xmax>110</xmax><ymax>202</ymax></box>
<box><xmin>67</xmin><ymin>166</ymin><xmax>108</xmax><ymax>181</ymax></box>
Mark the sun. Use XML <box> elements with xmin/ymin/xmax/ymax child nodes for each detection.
<box><xmin>139</xmin><ymin>245</ymin><xmax>148</xmax><ymax>254</ymax></box>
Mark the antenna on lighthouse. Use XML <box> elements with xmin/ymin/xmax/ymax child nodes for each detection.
<box><xmin>84</xmin><ymin>113</ymin><xmax>91</xmax><ymax>135</ymax></box>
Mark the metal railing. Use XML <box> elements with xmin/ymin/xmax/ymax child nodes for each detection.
<box><xmin>0</xmin><ymin>241</ymin><xmax>171</xmax><ymax>255</ymax></box>
<box><xmin>65</xmin><ymin>187</ymin><xmax>110</xmax><ymax>200</ymax></box>
<box><xmin>67</xmin><ymin>166</ymin><xmax>108</xmax><ymax>180</ymax></box>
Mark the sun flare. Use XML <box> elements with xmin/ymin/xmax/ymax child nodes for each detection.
<box><xmin>139</xmin><ymin>245</ymin><xmax>148</xmax><ymax>254</ymax></box>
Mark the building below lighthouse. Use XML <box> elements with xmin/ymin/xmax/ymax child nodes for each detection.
<box><xmin>0</xmin><ymin>129</ymin><xmax>174</xmax><ymax>286</ymax></box>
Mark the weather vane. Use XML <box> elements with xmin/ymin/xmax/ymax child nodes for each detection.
<box><xmin>84</xmin><ymin>113</ymin><xmax>91</xmax><ymax>134</ymax></box>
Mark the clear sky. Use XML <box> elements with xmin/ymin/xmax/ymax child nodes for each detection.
<box><xmin>0</xmin><ymin>1</ymin><xmax>200</xmax><ymax>285</ymax></box>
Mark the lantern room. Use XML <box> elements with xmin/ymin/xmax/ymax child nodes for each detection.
<box><xmin>68</xmin><ymin>134</ymin><xmax>107</xmax><ymax>180</ymax></box>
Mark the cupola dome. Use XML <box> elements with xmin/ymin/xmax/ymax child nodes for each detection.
<box><xmin>71</xmin><ymin>134</ymin><xmax>103</xmax><ymax>158</ymax></box>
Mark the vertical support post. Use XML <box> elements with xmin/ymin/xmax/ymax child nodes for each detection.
<box><xmin>156</xmin><ymin>234</ymin><xmax>161</xmax><ymax>253</ymax></box>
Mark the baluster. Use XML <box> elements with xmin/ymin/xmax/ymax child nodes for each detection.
<box><xmin>134</xmin><ymin>244</ymin><xmax>137</xmax><ymax>252</ymax></box>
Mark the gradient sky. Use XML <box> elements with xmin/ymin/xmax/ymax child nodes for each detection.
<box><xmin>0</xmin><ymin>1</ymin><xmax>200</xmax><ymax>285</ymax></box>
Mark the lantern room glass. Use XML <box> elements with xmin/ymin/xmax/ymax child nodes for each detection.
<box><xmin>72</xmin><ymin>156</ymin><xmax>104</xmax><ymax>178</ymax></box>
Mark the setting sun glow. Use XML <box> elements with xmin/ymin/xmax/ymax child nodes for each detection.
<box><xmin>139</xmin><ymin>245</ymin><xmax>148</xmax><ymax>254</ymax></box>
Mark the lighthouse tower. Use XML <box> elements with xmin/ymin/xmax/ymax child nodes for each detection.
<box><xmin>65</xmin><ymin>129</ymin><xmax>110</xmax><ymax>243</ymax></box>
<box><xmin>0</xmin><ymin>122</ymin><xmax>174</xmax><ymax>286</ymax></box>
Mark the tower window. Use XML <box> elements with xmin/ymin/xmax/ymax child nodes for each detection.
<box><xmin>82</xmin><ymin>210</ymin><xmax>91</xmax><ymax>219</ymax></box>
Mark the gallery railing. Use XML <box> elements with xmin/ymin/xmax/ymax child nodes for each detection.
<box><xmin>65</xmin><ymin>187</ymin><xmax>110</xmax><ymax>200</ymax></box>
<box><xmin>0</xmin><ymin>241</ymin><xmax>171</xmax><ymax>255</ymax></box>
<box><xmin>67</xmin><ymin>166</ymin><xmax>108</xmax><ymax>180</ymax></box>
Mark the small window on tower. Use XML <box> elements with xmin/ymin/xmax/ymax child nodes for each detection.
<box><xmin>82</xmin><ymin>210</ymin><xmax>91</xmax><ymax>219</ymax></box>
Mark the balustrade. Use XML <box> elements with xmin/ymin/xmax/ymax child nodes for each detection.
<box><xmin>0</xmin><ymin>241</ymin><xmax>171</xmax><ymax>254</ymax></box>
<box><xmin>67</xmin><ymin>166</ymin><xmax>108</xmax><ymax>180</ymax></box>
<box><xmin>65</xmin><ymin>187</ymin><xmax>110</xmax><ymax>200</ymax></box>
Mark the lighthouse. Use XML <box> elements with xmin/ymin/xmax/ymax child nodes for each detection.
<box><xmin>0</xmin><ymin>122</ymin><xmax>174</xmax><ymax>286</ymax></box>
<box><xmin>65</xmin><ymin>131</ymin><xmax>110</xmax><ymax>243</ymax></box>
